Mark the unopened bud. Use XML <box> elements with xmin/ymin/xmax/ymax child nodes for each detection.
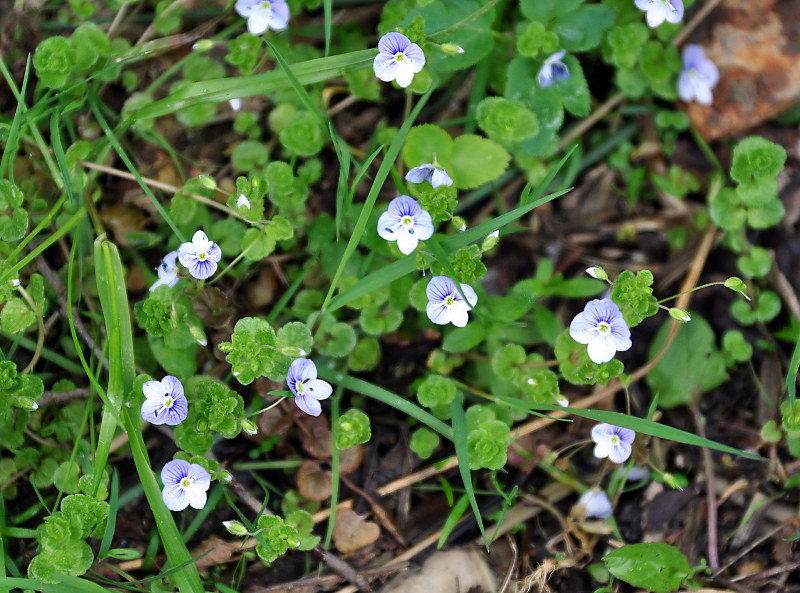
<box><xmin>668</xmin><ymin>308</ymin><xmax>691</xmax><ymax>322</ymax></box>
<box><xmin>218</xmin><ymin>470</ymin><xmax>233</xmax><ymax>483</ymax></box>
<box><xmin>237</xmin><ymin>194</ymin><xmax>251</xmax><ymax>210</ymax></box>
<box><xmin>482</xmin><ymin>230</ymin><xmax>500</xmax><ymax>251</ymax></box>
<box><xmin>198</xmin><ymin>174</ymin><xmax>217</xmax><ymax>190</ymax></box>
<box><xmin>663</xmin><ymin>473</ymin><xmax>682</xmax><ymax>490</ymax></box>
<box><xmin>281</xmin><ymin>346</ymin><xmax>307</xmax><ymax>358</ymax></box>
<box><xmin>440</xmin><ymin>43</ymin><xmax>465</xmax><ymax>55</ymax></box>
<box><xmin>724</xmin><ymin>276</ymin><xmax>751</xmax><ymax>301</ymax></box>
<box><xmin>585</xmin><ymin>266</ymin><xmax>608</xmax><ymax>281</ymax></box>
<box><xmin>17</xmin><ymin>397</ymin><xmax>38</xmax><ymax>411</ymax></box>
<box><xmin>193</xmin><ymin>40</ymin><xmax>215</xmax><ymax>52</ymax></box>
<box><xmin>223</xmin><ymin>520</ymin><xmax>249</xmax><ymax>536</ymax></box>
<box><xmin>452</xmin><ymin>216</ymin><xmax>467</xmax><ymax>232</ymax></box>
<box><xmin>555</xmin><ymin>395</ymin><xmax>569</xmax><ymax>407</ymax></box>
<box><xmin>189</xmin><ymin>325</ymin><xmax>207</xmax><ymax>347</ymax></box>
<box><xmin>241</xmin><ymin>419</ymin><xmax>258</xmax><ymax>436</ymax></box>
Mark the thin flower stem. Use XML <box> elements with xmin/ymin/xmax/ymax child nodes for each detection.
<box><xmin>656</xmin><ymin>281</ymin><xmax>724</xmax><ymax>304</ymax></box>
<box><xmin>16</xmin><ymin>285</ymin><xmax>44</xmax><ymax>374</ymax></box>
<box><xmin>249</xmin><ymin>397</ymin><xmax>287</xmax><ymax>417</ymax></box>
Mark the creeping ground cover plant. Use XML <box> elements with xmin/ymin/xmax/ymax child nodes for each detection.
<box><xmin>1</xmin><ymin>1</ymin><xmax>798</xmax><ymax>592</ymax></box>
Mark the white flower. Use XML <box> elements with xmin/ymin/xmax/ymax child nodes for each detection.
<box><xmin>161</xmin><ymin>460</ymin><xmax>211</xmax><ymax>511</ymax></box>
<box><xmin>141</xmin><ymin>375</ymin><xmax>188</xmax><ymax>426</ymax></box>
<box><xmin>149</xmin><ymin>251</ymin><xmax>180</xmax><ymax>292</ymax></box>
<box><xmin>405</xmin><ymin>160</ymin><xmax>454</xmax><ymax>189</ymax></box>
<box><xmin>178</xmin><ymin>230</ymin><xmax>222</xmax><ymax>280</ymax></box>
<box><xmin>373</xmin><ymin>32</ymin><xmax>426</xmax><ymax>88</ymax></box>
<box><xmin>426</xmin><ymin>276</ymin><xmax>478</xmax><ymax>327</ymax></box>
<box><xmin>286</xmin><ymin>359</ymin><xmax>333</xmax><ymax>417</ymax></box>
<box><xmin>578</xmin><ymin>488</ymin><xmax>613</xmax><ymax>519</ymax></box>
<box><xmin>229</xmin><ymin>98</ymin><xmax>242</xmax><ymax>111</ymax></box>
<box><xmin>377</xmin><ymin>195</ymin><xmax>434</xmax><ymax>255</ymax></box>
<box><xmin>234</xmin><ymin>0</ymin><xmax>290</xmax><ymax>35</ymax></box>
<box><xmin>591</xmin><ymin>423</ymin><xmax>635</xmax><ymax>464</ymax></box>
<box><xmin>237</xmin><ymin>194</ymin><xmax>251</xmax><ymax>210</ymax></box>
<box><xmin>678</xmin><ymin>45</ymin><xmax>720</xmax><ymax>106</ymax></box>
<box><xmin>537</xmin><ymin>50</ymin><xmax>570</xmax><ymax>88</ymax></box>
<box><xmin>555</xmin><ymin>395</ymin><xmax>569</xmax><ymax>407</ymax></box>
<box><xmin>634</xmin><ymin>0</ymin><xmax>684</xmax><ymax>28</ymax></box>
<box><xmin>569</xmin><ymin>299</ymin><xmax>631</xmax><ymax>364</ymax></box>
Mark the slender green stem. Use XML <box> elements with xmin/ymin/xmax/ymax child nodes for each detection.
<box><xmin>15</xmin><ymin>286</ymin><xmax>44</xmax><ymax>374</ymax></box>
<box><xmin>656</xmin><ymin>281</ymin><xmax>724</xmax><ymax>304</ymax></box>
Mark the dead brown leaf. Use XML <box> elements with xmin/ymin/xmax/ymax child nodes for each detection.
<box><xmin>332</xmin><ymin>508</ymin><xmax>381</xmax><ymax>554</ymax></box>
<box><xmin>297</xmin><ymin>460</ymin><xmax>332</xmax><ymax>502</ymax></box>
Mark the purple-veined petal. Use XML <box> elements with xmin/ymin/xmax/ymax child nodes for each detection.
<box><xmin>295</xmin><ymin>393</ymin><xmax>322</xmax><ymax>416</ymax></box>
<box><xmin>665</xmin><ymin>0</ymin><xmax>684</xmax><ymax>23</ymax></box>
<box><xmin>608</xmin><ymin>441</ymin><xmax>633</xmax><ymax>464</ymax></box>
<box><xmin>404</xmin><ymin>42</ymin><xmax>426</xmax><ymax>70</ymax></box>
<box><xmin>427</xmin><ymin>302</ymin><xmax>452</xmax><ymax>325</ymax></box>
<box><xmin>377</xmin><ymin>211</ymin><xmax>400</xmax><ymax>240</ymax></box>
<box><xmin>537</xmin><ymin>66</ymin><xmax>554</xmax><ymax>88</ymax></box>
<box><xmin>163</xmin><ymin>486</ymin><xmax>188</xmax><ymax>511</ymax></box>
<box><xmin>162</xmin><ymin>375</ymin><xmax>184</xmax><ymax>398</ymax></box>
<box><xmin>178</xmin><ymin>243</ymin><xmax>200</xmax><ymax>267</ymax></box>
<box><xmin>141</xmin><ymin>399</ymin><xmax>165</xmax><ymax>424</ymax></box>
<box><xmin>616</xmin><ymin>426</ymin><xmax>636</xmax><ymax>444</ymax></box>
<box><xmin>388</xmin><ymin>195</ymin><xmax>422</xmax><ymax>218</ymax></box>
<box><xmin>569</xmin><ymin>312</ymin><xmax>596</xmax><ymax>344</ymax></box>
<box><xmin>405</xmin><ymin>164</ymin><xmax>434</xmax><ymax>183</ymax></box>
<box><xmin>378</xmin><ymin>32</ymin><xmax>410</xmax><ymax>55</ymax></box>
<box><xmin>164</xmin><ymin>397</ymin><xmax>188</xmax><ymax>425</ymax></box>
<box><xmin>429</xmin><ymin>167</ymin><xmax>453</xmax><ymax>188</ymax></box>
<box><xmin>235</xmin><ymin>0</ymin><xmax>258</xmax><ymax>17</ymax></box>
<box><xmin>551</xmin><ymin>61</ymin><xmax>570</xmax><ymax>81</ymax></box>
<box><xmin>373</xmin><ymin>54</ymin><xmax>398</xmax><ymax>82</ymax></box>
<box><xmin>287</xmin><ymin>358</ymin><xmax>316</xmax><ymax>396</ymax></box>
<box><xmin>206</xmin><ymin>242</ymin><xmax>222</xmax><ymax>262</ymax></box>
<box><xmin>634</xmin><ymin>0</ymin><xmax>652</xmax><ymax>10</ymax></box>
<box><xmin>426</xmin><ymin>276</ymin><xmax>455</xmax><ymax>302</ymax></box>
<box><xmin>188</xmin><ymin>259</ymin><xmax>218</xmax><ymax>280</ymax></box>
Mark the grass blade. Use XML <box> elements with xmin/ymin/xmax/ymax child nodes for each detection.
<box><xmin>450</xmin><ymin>395</ymin><xmax>488</xmax><ymax>547</ymax></box>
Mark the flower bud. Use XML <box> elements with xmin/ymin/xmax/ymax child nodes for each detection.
<box><xmin>440</xmin><ymin>43</ymin><xmax>465</xmax><ymax>56</ymax></box>
<box><xmin>482</xmin><ymin>230</ymin><xmax>500</xmax><ymax>251</ymax></box>
<box><xmin>663</xmin><ymin>473</ymin><xmax>682</xmax><ymax>490</ymax></box>
<box><xmin>236</xmin><ymin>194</ymin><xmax>250</xmax><ymax>210</ymax></box>
<box><xmin>223</xmin><ymin>520</ymin><xmax>249</xmax><ymax>536</ymax></box>
<box><xmin>218</xmin><ymin>470</ymin><xmax>233</xmax><ymax>483</ymax></box>
<box><xmin>241</xmin><ymin>419</ymin><xmax>258</xmax><ymax>436</ymax></box>
<box><xmin>198</xmin><ymin>174</ymin><xmax>217</xmax><ymax>190</ymax></box>
<box><xmin>452</xmin><ymin>216</ymin><xmax>467</xmax><ymax>232</ymax></box>
<box><xmin>192</xmin><ymin>40</ymin><xmax>215</xmax><ymax>52</ymax></box>
<box><xmin>555</xmin><ymin>395</ymin><xmax>569</xmax><ymax>407</ymax></box>
<box><xmin>724</xmin><ymin>276</ymin><xmax>751</xmax><ymax>300</ymax></box>
<box><xmin>585</xmin><ymin>266</ymin><xmax>608</xmax><ymax>281</ymax></box>
<box><xmin>668</xmin><ymin>308</ymin><xmax>691</xmax><ymax>322</ymax></box>
<box><xmin>17</xmin><ymin>397</ymin><xmax>39</xmax><ymax>411</ymax></box>
<box><xmin>280</xmin><ymin>346</ymin><xmax>307</xmax><ymax>358</ymax></box>
<box><xmin>189</xmin><ymin>325</ymin><xmax>207</xmax><ymax>347</ymax></box>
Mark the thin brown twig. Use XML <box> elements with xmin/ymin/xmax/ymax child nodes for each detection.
<box><xmin>694</xmin><ymin>406</ymin><xmax>720</xmax><ymax>572</ymax></box>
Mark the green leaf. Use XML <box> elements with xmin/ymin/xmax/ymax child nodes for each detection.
<box><xmin>730</xmin><ymin>136</ymin><xmax>787</xmax><ymax>184</ymax></box>
<box><xmin>410</xmin><ymin>427</ymin><xmax>440</xmax><ymax>458</ymax></box>
<box><xmin>418</xmin><ymin>375</ymin><xmax>458</xmax><ymax>408</ymax></box>
<box><xmin>520</xmin><ymin>0</ymin><xmax>584</xmax><ymax>22</ymax></box>
<box><xmin>476</xmin><ymin>97</ymin><xmax>539</xmax><ymax>144</ymax></box>
<box><xmin>737</xmin><ymin>246</ymin><xmax>771</xmax><ymax>278</ymax></box>
<box><xmin>604</xmin><ymin>543</ymin><xmax>692</xmax><ymax>593</ymax></box>
<box><xmin>611</xmin><ymin>270</ymin><xmax>659</xmax><ymax>328</ymax></box>
<box><xmin>335</xmin><ymin>409</ymin><xmax>372</xmax><ymax>449</ymax></box>
<box><xmin>0</xmin><ymin>297</ymin><xmax>35</xmax><ymax>333</ymax></box>
<box><xmin>708</xmin><ymin>187</ymin><xmax>746</xmax><ymax>231</ymax></box>
<box><xmin>448</xmin><ymin>134</ymin><xmax>511</xmax><ymax>189</ymax></box>
<box><xmin>646</xmin><ymin>314</ymin><xmax>728</xmax><ymax>408</ymax></box>
<box><xmin>746</xmin><ymin>196</ymin><xmax>785</xmax><ymax>229</ymax></box>
<box><xmin>402</xmin><ymin>124</ymin><xmax>454</xmax><ymax>166</ymax></box>
<box><xmin>559</xmin><ymin>55</ymin><xmax>591</xmax><ymax>117</ymax></box>
<box><xmin>552</xmin><ymin>4</ymin><xmax>615</xmax><ymax>52</ymax></box>
<box><xmin>218</xmin><ymin>317</ymin><xmax>278</xmax><ymax>384</ymax></box>
<box><xmin>0</xmin><ymin>179</ymin><xmax>28</xmax><ymax>242</ymax></box>
<box><xmin>442</xmin><ymin>322</ymin><xmax>487</xmax><ymax>353</ymax></box>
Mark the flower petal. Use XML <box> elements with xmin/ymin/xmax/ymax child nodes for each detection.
<box><xmin>404</xmin><ymin>43</ymin><xmax>426</xmax><ymax>71</ymax></box>
<box><xmin>377</xmin><ymin>211</ymin><xmax>400</xmax><ymax>240</ymax></box>
<box><xmin>569</xmin><ymin>312</ymin><xmax>596</xmax><ymax>345</ymax></box>
<box><xmin>162</xmin><ymin>375</ymin><xmax>184</xmax><ymax>398</ymax></box>
<box><xmin>458</xmin><ymin>283</ymin><xmax>478</xmax><ymax>308</ymax></box>
<box><xmin>305</xmin><ymin>379</ymin><xmax>332</xmax><ymax>401</ymax></box>
<box><xmin>405</xmin><ymin>164</ymin><xmax>434</xmax><ymax>184</ymax></box>
<box><xmin>247</xmin><ymin>9</ymin><xmax>271</xmax><ymax>35</ymax></box>
<box><xmin>186</xmin><ymin>487</ymin><xmax>208</xmax><ymax>510</ymax></box>
<box><xmin>270</xmin><ymin>1</ymin><xmax>290</xmax><ymax>30</ymax></box>
<box><xmin>295</xmin><ymin>394</ymin><xmax>322</xmax><ymax>416</ymax></box>
<box><xmin>677</xmin><ymin>72</ymin><xmax>694</xmax><ymax>102</ymax></box>
<box><xmin>665</xmin><ymin>0</ymin><xmax>684</xmax><ymax>23</ymax></box>
<box><xmin>373</xmin><ymin>55</ymin><xmax>398</xmax><ymax>82</ymax></box>
<box><xmin>395</xmin><ymin>230</ymin><xmax>419</xmax><ymax>254</ymax></box>
<box><xmin>430</xmin><ymin>168</ymin><xmax>453</xmax><ymax>188</ymax></box>
<box><xmin>426</xmin><ymin>276</ymin><xmax>455</xmax><ymax>302</ymax></box>
<box><xmin>394</xmin><ymin>64</ymin><xmax>415</xmax><ymax>88</ymax></box>
<box><xmin>378</xmin><ymin>32</ymin><xmax>410</xmax><ymax>55</ymax></box>
<box><xmin>587</xmin><ymin>333</ymin><xmax>618</xmax><ymax>364</ymax></box>
<box><xmin>448</xmin><ymin>305</ymin><xmax>470</xmax><ymax>327</ymax></box>
<box><xmin>143</xmin><ymin>380</ymin><xmax>165</xmax><ymax>400</ymax></box>
<box><xmin>426</xmin><ymin>302</ymin><xmax>451</xmax><ymax>325</ymax></box>
<box><xmin>141</xmin><ymin>399</ymin><xmax>165</xmax><ymax>424</ymax></box>
<box><xmin>579</xmin><ymin>488</ymin><xmax>613</xmax><ymax>519</ymax></box>
<box><xmin>163</xmin><ymin>486</ymin><xmax>189</xmax><ymax>511</ymax></box>
<box><xmin>608</xmin><ymin>441</ymin><xmax>632</xmax><ymax>464</ymax></box>
<box><xmin>645</xmin><ymin>3</ymin><xmax>667</xmax><ymax>27</ymax></box>
<box><xmin>413</xmin><ymin>210</ymin><xmax>434</xmax><ymax>240</ymax></box>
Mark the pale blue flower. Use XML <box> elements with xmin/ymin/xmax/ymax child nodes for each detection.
<box><xmin>237</xmin><ymin>194</ymin><xmax>251</xmax><ymax>210</ymax></box>
<box><xmin>377</xmin><ymin>195</ymin><xmax>434</xmax><ymax>255</ymax></box>
<box><xmin>235</xmin><ymin>0</ymin><xmax>289</xmax><ymax>35</ymax></box>
<box><xmin>426</xmin><ymin>276</ymin><xmax>478</xmax><ymax>327</ymax></box>
<box><xmin>569</xmin><ymin>298</ymin><xmax>631</xmax><ymax>364</ymax></box>
<box><xmin>161</xmin><ymin>459</ymin><xmax>211</xmax><ymax>511</ymax></box>
<box><xmin>635</xmin><ymin>0</ymin><xmax>684</xmax><ymax>28</ymax></box>
<box><xmin>405</xmin><ymin>158</ymin><xmax>453</xmax><ymax>189</ymax></box>
<box><xmin>178</xmin><ymin>230</ymin><xmax>222</xmax><ymax>280</ymax></box>
<box><xmin>578</xmin><ymin>487</ymin><xmax>613</xmax><ymax>518</ymax></box>
<box><xmin>141</xmin><ymin>375</ymin><xmax>188</xmax><ymax>426</ymax></box>
<box><xmin>678</xmin><ymin>45</ymin><xmax>719</xmax><ymax>106</ymax></box>
<box><xmin>287</xmin><ymin>359</ymin><xmax>332</xmax><ymax>417</ymax></box>
<box><xmin>149</xmin><ymin>251</ymin><xmax>180</xmax><ymax>292</ymax></box>
<box><xmin>591</xmin><ymin>423</ymin><xmax>635</xmax><ymax>464</ymax></box>
<box><xmin>373</xmin><ymin>32</ymin><xmax>425</xmax><ymax>88</ymax></box>
<box><xmin>537</xmin><ymin>50</ymin><xmax>570</xmax><ymax>88</ymax></box>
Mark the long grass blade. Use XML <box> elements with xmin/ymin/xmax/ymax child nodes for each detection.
<box><xmin>450</xmin><ymin>395</ymin><xmax>488</xmax><ymax>547</ymax></box>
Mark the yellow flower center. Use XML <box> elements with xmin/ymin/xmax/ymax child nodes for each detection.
<box><xmin>444</xmin><ymin>295</ymin><xmax>455</xmax><ymax>306</ymax></box>
<box><xmin>197</xmin><ymin>251</ymin><xmax>208</xmax><ymax>261</ymax></box>
<box><xmin>401</xmin><ymin>215</ymin><xmax>413</xmax><ymax>228</ymax></box>
<box><xmin>179</xmin><ymin>476</ymin><xmax>194</xmax><ymax>489</ymax></box>
<box><xmin>164</xmin><ymin>396</ymin><xmax>174</xmax><ymax>409</ymax></box>
<box><xmin>597</xmin><ymin>321</ymin><xmax>611</xmax><ymax>334</ymax></box>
